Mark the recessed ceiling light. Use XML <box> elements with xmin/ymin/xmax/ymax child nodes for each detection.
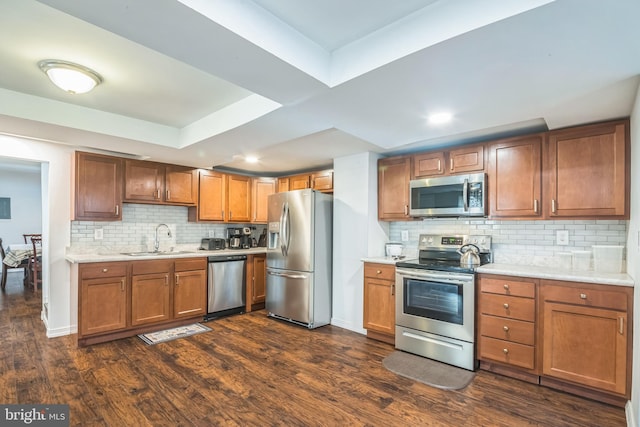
<box><xmin>245</xmin><ymin>156</ymin><xmax>259</xmax><ymax>163</ymax></box>
<box><xmin>427</xmin><ymin>112</ymin><xmax>453</xmax><ymax>125</ymax></box>
<box><xmin>38</xmin><ymin>59</ymin><xmax>103</xmax><ymax>94</ymax></box>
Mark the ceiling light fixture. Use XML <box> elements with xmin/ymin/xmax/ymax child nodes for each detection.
<box><xmin>38</xmin><ymin>59</ymin><xmax>103</xmax><ymax>94</ymax></box>
<box><xmin>427</xmin><ymin>112</ymin><xmax>453</xmax><ymax>125</ymax></box>
<box><xmin>245</xmin><ymin>156</ymin><xmax>259</xmax><ymax>163</ymax></box>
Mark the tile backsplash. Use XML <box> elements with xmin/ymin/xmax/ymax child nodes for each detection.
<box><xmin>70</xmin><ymin>204</ymin><xmax>265</xmax><ymax>254</ymax></box>
<box><xmin>389</xmin><ymin>218</ymin><xmax>628</xmax><ymax>271</ymax></box>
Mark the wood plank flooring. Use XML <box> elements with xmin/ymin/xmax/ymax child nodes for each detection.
<box><xmin>0</xmin><ymin>272</ymin><xmax>628</xmax><ymax>426</ymax></box>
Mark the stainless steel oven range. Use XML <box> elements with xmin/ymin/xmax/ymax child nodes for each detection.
<box><xmin>395</xmin><ymin>234</ymin><xmax>492</xmax><ymax>371</ymax></box>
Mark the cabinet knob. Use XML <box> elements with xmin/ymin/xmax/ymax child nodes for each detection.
<box><xmin>503</xmin><ymin>326</ymin><xmax>509</xmax><ymax>332</ymax></box>
<box><xmin>580</xmin><ymin>293</ymin><xmax>587</xmax><ymax>299</ymax></box>
<box><xmin>503</xmin><ymin>348</ymin><xmax>509</xmax><ymax>354</ymax></box>
<box><xmin>102</xmin><ymin>268</ymin><xmax>108</xmax><ymax>273</ymax></box>
<box><xmin>503</xmin><ymin>303</ymin><xmax>509</xmax><ymax>309</ymax></box>
<box><xmin>376</xmin><ymin>270</ymin><xmax>382</xmax><ymax>274</ymax></box>
<box><xmin>503</xmin><ymin>284</ymin><xmax>509</xmax><ymax>290</ymax></box>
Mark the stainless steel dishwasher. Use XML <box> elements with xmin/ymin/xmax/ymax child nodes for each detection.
<box><xmin>205</xmin><ymin>254</ymin><xmax>247</xmax><ymax>320</ymax></box>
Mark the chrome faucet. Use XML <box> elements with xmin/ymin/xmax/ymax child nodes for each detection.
<box><xmin>154</xmin><ymin>223</ymin><xmax>172</xmax><ymax>252</ymax></box>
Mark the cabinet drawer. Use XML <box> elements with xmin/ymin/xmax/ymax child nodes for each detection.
<box><xmin>175</xmin><ymin>257</ymin><xmax>207</xmax><ymax>272</ymax></box>
<box><xmin>80</xmin><ymin>263</ymin><xmax>128</xmax><ymax>279</ymax></box>
<box><xmin>480</xmin><ymin>277</ymin><xmax>535</xmax><ymax>298</ymax></box>
<box><xmin>480</xmin><ymin>336</ymin><xmax>535</xmax><ymax>370</ymax></box>
<box><xmin>481</xmin><ymin>294</ymin><xmax>535</xmax><ymax>322</ymax></box>
<box><xmin>364</xmin><ymin>263</ymin><xmax>395</xmax><ymax>281</ymax></box>
<box><xmin>132</xmin><ymin>259</ymin><xmax>173</xmax><ymax>275</ymax></box>
<box><xmin>542</xmin><ymin>283</ymin><xmax>627</xmax><ymax>311</ymax></box>
<box><xmin>480</xmin><ymin>314</ymin><xmax>535</xmax><ymax>345</ymax></box>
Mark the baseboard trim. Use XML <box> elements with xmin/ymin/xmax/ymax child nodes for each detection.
<box><xmin>625</xmin><ymin>400</ymin><xmax>634</xmax><ymax>427</ymax></box>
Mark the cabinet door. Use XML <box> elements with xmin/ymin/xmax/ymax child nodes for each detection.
<box><xmin>542</xmin><ymin>302</ymin><xmax>627</xmax><ymax>395</ymax></box>
<box><xmin>289</xmin><ymin>174</ymin><xmax>310</xmax><ymax>190</ymax></box>
<box><xmin>363</xmin><ymin>277</ymin><xmax>395</xmax><ymax>335</ymax></box>
<box><xmin>252</xmin><ymin>178</ymin><xmax>276</xmax><ymax>223</ymax></box>
<box><xmin>174</xmin><ymin>269</ymin><xmax>207</xmax><ymax>319</ymax></box>
<box><xmin>124</xmin><ymin>160</ymin><xmax>163</xmax><ymax>202</ymax></box>
<box><xmin>449</xmin><ymin>145</ymin><xmax>485</xmax><ymax>174</ymax></box>
<box><xmin>311</xmin><ymin>170</ymin><xmax>333</xmax><ymax>192</ymax></box>
<box><xmin>277</xmin><ymin>177</ymin><xmax>290</xmax><ymax>193</ymax></box>
<box><xmin>413</xmin><ymin>152</ymin><xmax>445</xmax><ymax>178</ymax></box>
<box><xmin>488</xmin><ymin>135</ymin><xmax>543</xmax><ymax>218</ymax></box>
<box><xmin>252</xmin><ymin>255</ymin><xmax>266</xmax><ymax>304</ymax></box>
<box><xmin>547</xmin><ymin>120</ymin><xmax>628</xmax><ymax>218</ymax></box>
<box><xmin>80</xmin><ymin>276</ymin><xmax>127</xmax><ymax>336</ymax></box>
<box><xmin>131</xmin><ymin>272</ymin><xmax>171</xmax><ymax>326</ymax></box>
<box><xmin>196</xmin><ymin>170</ymin><xmax>225</xmax><ymax>221</ymax></box>
<box><xmin>227</xmin><ymin>174</ymin><xmax>252</xmax><ymax>222</ymax></box>
<box><xmin>74</xmin><ymin>152</ymin><xmax>123</xmax><ymax>221</ymax></box>
<box><xmin>378</xmin><ymin>156</ymin><xmax>411</xmax><ymax>220</ymax></box>
<box><xmin>165</xmin><ymin>166</ymin><xmax>197</xmax><ymax>205</ymax></box>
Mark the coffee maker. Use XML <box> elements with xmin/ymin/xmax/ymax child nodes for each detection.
<box><xmin>227</xmin><ymin>227</ymin><xmax>252</xmax><ymax>249</ymax></box>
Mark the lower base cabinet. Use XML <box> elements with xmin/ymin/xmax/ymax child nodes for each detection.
<box><xmin>477</xmin><ymin>274</ymin><xmax>632</xmax><ymax>407</ymax></box>
<box><xmin>246</xmin><ymin>254</ymin><xmax>266</xmax><ymax>312</ymax></box>
<box><xmin>363</xmin><ymin>262</ymin><xmax>396</xmax><ymax>344</ymax></box>
<box><xmin>77</xmin><ymin>258</ymin><xmax>207</xmax><ymax>346</ymax></box>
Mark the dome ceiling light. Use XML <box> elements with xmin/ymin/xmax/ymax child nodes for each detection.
<box><xmin>38</xmin><ymin>59</ymin><xmax>103</xmax><ymax>94</ymax></box>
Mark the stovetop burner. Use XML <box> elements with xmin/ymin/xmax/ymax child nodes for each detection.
<box><xmin>395</xmin><ymin>234</ymin><xmax>492</xmax><ymax>273</ymax></box>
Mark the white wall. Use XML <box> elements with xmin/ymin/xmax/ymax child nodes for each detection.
<box><xmin>0</xmin><ymin>167</ymin><xmax>42</xmax><ymax>244</ymax></box>
<box><xmin>0</xmin><ymin>136</ymin><xmax>73</xmax><ymax>337</ymax></box>
<box><xmin>626</xmin><ymin>84</ymin><xmax>640</xmax><ymax>427</ymax></box>
<box><xmin>331</xmin><ymin>152</ymin><xmax>389</xmax><ymax>333</ymax></box>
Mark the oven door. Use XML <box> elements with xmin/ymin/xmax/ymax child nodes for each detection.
<box><xmin>396</xmin><ymin>268</ymin><xmax>475</xmax><ymax>343</ymax></box>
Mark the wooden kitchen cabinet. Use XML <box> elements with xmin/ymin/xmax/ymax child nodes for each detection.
<box><xmin>131</xmin><ymin>260</ymin><xmax>172</xmax><ymax>327</ymax></box>
<box><xmin>378</xmin><ymin>156</ymin><xmax>412</xmax><ymax>221</ymax></box>
<box><xmin>276</xmin><ymin>169</ymin><xmax>333</xmax><ymax>193</ymax></box>
<box><xmin>227</xmin><ymin>174</ymin><xmax>252</xmax><ymax>222</ymax></box>
<box><xmin>174</xmin><ymin>258</ymin><xmax>207</xmax><ymax>319</ymax></box>
<box><xmin>277</xmin><ymin>177</ymin><xmax>289</xmax><ymax>193</ymax></box>
<box><xmin>546</xmin><ymin>119</ymin><xmax>629</xmax><ymax>218</ymax></box>
<box><xmin>488</xmin><ymin>134</ymin><xmax>543</xmax><ymax>218</ymax></box>
<box><xmin>363</xmin><ymin>262</ymin><xmax>396</xmax><ymax>344</ymax></box>
<box><xmin>78</xmin><ymin>262</ymin><xmax>128</xmax><ymax>337</ymax></box>
<box><xmin>73</xmin><ymin>151</ymin><xmax>123</xmax><ymax>221</ymax></box>
<box><xmin>478</xmin><ymin>275</ymin><xmax>538</xmax><ymax>373</ymax></box>
<box><xmin>311</xmin><ymin>170</ymin><xmax>333</xmax><ymax>192</ymax></box>
<box><xmin>540</xmin><ymin>280</ymin><xmax>632</xmax><ymax>402</ymax></box>
<box><xmin>246</xmin><ymin>254</ymin><xmax>266</xmax><ymax>312</ymax></box>
<box><xmin>251</xmin><ymin>177</ymin><xmax>276</xmax><ymax>223</ymax></box>
<box><xmin>412</xmin><ymin>144</ymin><xmax>484</xmax><ymax>178</ymax></box>
<box><xmin>289</xmin><ymin>174</ymin><xmax>310</xmax><ymax>190</ymax></box>
<box><xmin>189</xmin><ymin>171</ymin><xmax>252</xmax><ymax>223</ymax></box>
<box><xmin>124</xmin><ymin>159</ymin><xmax>197</xmax><ymax>206</ymax></box>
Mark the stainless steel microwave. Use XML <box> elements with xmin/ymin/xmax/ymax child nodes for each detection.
<box><xmin>409</xmin><ymin>173</ymin><xmax>486</xmax><ymax>217</ymax></box>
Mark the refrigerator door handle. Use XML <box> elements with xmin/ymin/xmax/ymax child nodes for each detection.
<box><xmin>279</xmin><ymin>202</ymin><xmax>287</xmax><ymax>256</ymax></box>
<box><xmin>267</xmin><ymin>270</ymin><xmax>308</xmax><ymax>280</ymax></box>
<box><xmin>284</xmin><ymin>202</ymin><xmax>291</xmax><ymax>256</ymax></box>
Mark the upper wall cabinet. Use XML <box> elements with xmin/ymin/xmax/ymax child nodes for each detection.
<box><xmin>413</xmin><ymin>144</ymin><xmax>485</xmax><ymax>178</ymax></box>
<box><xmin>188</xmin><ymin>171</ymin><xmax>252</xmax><ymax>223</ymax></box>
<box><xmin>226</xmin><ymin>174</ymin><xmax>252</xmax><ymax>223</ymax></box>
<box><xmin>277</xmin><ymin>169</ymin><xmax>334</xmax><ymax>193</ymax></box>
<box><xmin>546</xmin><ymin>119</ymin><xmax>629</xmax><ymax>219</ymax></box>
<box><xmin>378</xmin><ymin>156</ymin><xmax>412</xmax><ymax>221</ymax></box>
<box><xmin>488</xmin><ymin>134</ymin><xmax>543</xmax><ymax>219</ymax></box>
<box><xmin>73</xmin><ymin>151</ymin><xmax>123</xmax><ymax>221</ymax></box>
<box><xmin>124</xmin><ymin>160</ymin><xmax>197</xmax><ymax>206</ymax></box>
<box><xmin>251</xmin><ymin>177</ymin><xmax>276</xmax><ymax>223</ymax></box>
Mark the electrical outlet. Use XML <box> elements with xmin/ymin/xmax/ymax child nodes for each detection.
<box><xmin>208</xmin><ymin>230</ymin><xmax>215</xmax><ymax>238</ymax></box>
<box><xmin>556</xmin><ymin>230</ymin><xmax>569</xmax><ymax>245</ymax></box>
<box><xmin>401</xmin><ymin>230</ymin><xmax>409</xmax><ymax>242</ymax></box>
<box><xmin>94</xmin><ymin>228</ymin><xmax>103</xmax><ymax>240</ymax></box>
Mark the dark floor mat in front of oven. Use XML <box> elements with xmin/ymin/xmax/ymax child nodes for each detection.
<box><xmin>382</xmin><ymin>351</ymin><xmax>475</xmax><ymax>390</ymax></box>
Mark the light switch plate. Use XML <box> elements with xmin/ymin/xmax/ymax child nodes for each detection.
<box><xmin>401</xmin><ymin>230</ymin><xmax>409</xmax><ymax>242</ymax></box>
<box><xmin>94</xmin><ymin>228</ymin><xmax>103</xmax><ymax>240</ymax></box>
<box><xmin>556</xmin><ymin>230</ymin><xmax>569</xmax><ymax>245</ymax></box>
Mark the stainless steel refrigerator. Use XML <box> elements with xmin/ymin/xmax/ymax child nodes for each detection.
<box><xmin>266</xmin><ymin>189</ymin><xmax>332</xmax><ymax>329</ymax></box>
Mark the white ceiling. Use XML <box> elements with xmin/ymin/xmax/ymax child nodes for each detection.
<box><xmin>0</xmin><ymin>0</ymin><xmax>639</xmax><ymax>174</ymax></box>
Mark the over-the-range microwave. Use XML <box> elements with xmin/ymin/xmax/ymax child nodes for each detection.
<box><xmin>409</xmin><ymin>172</ymin><xmax>486</xmax><ymax>217</ymax></box>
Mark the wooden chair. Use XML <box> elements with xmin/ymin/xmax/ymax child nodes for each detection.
<box><xmin>23</xmin><ymin>233</ymin><xmax>41</xmax><ymax>244</ymax></box>
<box><xmin>28</xmin><ymin>236</ymin><xmax>42</xmax><ymax>292</ymax></box>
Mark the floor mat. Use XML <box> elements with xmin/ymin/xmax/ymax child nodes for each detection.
<box><xmin>138</xmin><ymin>323</ymin><xmax>211</xmax><ymax>345</ymax></box>
<box><xmin>382</xmin><ymin>351</ymin><xmax>475</xmax><ymax>390</ymax></box>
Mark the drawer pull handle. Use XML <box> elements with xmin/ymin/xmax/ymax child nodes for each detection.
<box><xmin>503</xmin><ymin>303</ymin><xmax>509</xmax><ymax>309</ymax></box>
<box><xmin>503</xmin><ymin>284</ymin><xmax>509</xmax><ymax>290</ymax></box>
<box><xmin>503</xmin><ymin>348</ymin><xmax>509</xmax><ymax>354</ymax></box>
<box><xmin>580</xmin><ymin>293</ymin><xmax>587</xmax><ymax>299</ymax></box>
<box><xmin>503</xmin><ymin>326</ymin><xmax>509</xmax><ymax>332</ymax></box>
<box><xmin>376</xmin><ymin>270</ymin><xmax>382</xmax><ymax>274</ymax></box>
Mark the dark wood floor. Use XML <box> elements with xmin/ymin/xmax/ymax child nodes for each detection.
<box><xmin>0</xmin><ymin>272</ymin><xmax>628</xmax><ymax>427</ymax></box>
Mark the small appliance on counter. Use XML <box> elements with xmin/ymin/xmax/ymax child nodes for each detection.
<box><xmin>227</xmin><ymin>227</ymin><xmax>252</xmax><ymax>249</ymax></box>
<box><xmin>385</xmin><ymin>242</ymin><xmax>404</xmax><ymax>259</ymax></box>
<box><xmin>200</xmin><ymin>238</ymin><xmax>226</xmax><ymax>250</ymax></box>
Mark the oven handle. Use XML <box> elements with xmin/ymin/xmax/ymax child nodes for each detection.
<box><xmin>396</xmin><ymin>268</ymin><xmax>473</xmax><ymax>284</ymax></box>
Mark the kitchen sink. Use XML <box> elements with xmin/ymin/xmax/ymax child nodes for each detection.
<box><xmin>120</xmin><ymin>251</ymin><xmax>193</xmax><ymax>257</ymax></box>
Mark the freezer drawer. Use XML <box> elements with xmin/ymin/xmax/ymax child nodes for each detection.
<box><xmin>266</xmin><ymin>268</ymin><xmax>313</xmax><ymax>326</ymax></box>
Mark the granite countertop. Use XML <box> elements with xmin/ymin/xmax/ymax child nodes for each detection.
<box><xmin>476</xmin><ymin>263</ymin><xmax>634</xmax><ymax>287</ymax></box>
<box><xmin>66</xmin><ymin>247</ymin><xmax>268</xmax><ymax>264</ymax></box>
<box><xmin>360</xmin><ymin>256</ymin><xmax>406</xmax><ymax>265</ymax></box>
